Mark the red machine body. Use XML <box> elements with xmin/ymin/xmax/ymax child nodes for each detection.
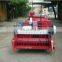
<box><xmin>12</xmin><ymin>12</ymin><xmax>55</xmax><ymax>53</ymax></box>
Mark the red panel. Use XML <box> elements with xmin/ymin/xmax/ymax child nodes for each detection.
<box><xmin>12</xmin><ymin>34</ymin><xmax>52</xmax><ymax>52</ymax></box>
<box><xmin>31</xmin><ymin>17</ymin><xmax>53</xmax><ymax>29</ymax></box>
